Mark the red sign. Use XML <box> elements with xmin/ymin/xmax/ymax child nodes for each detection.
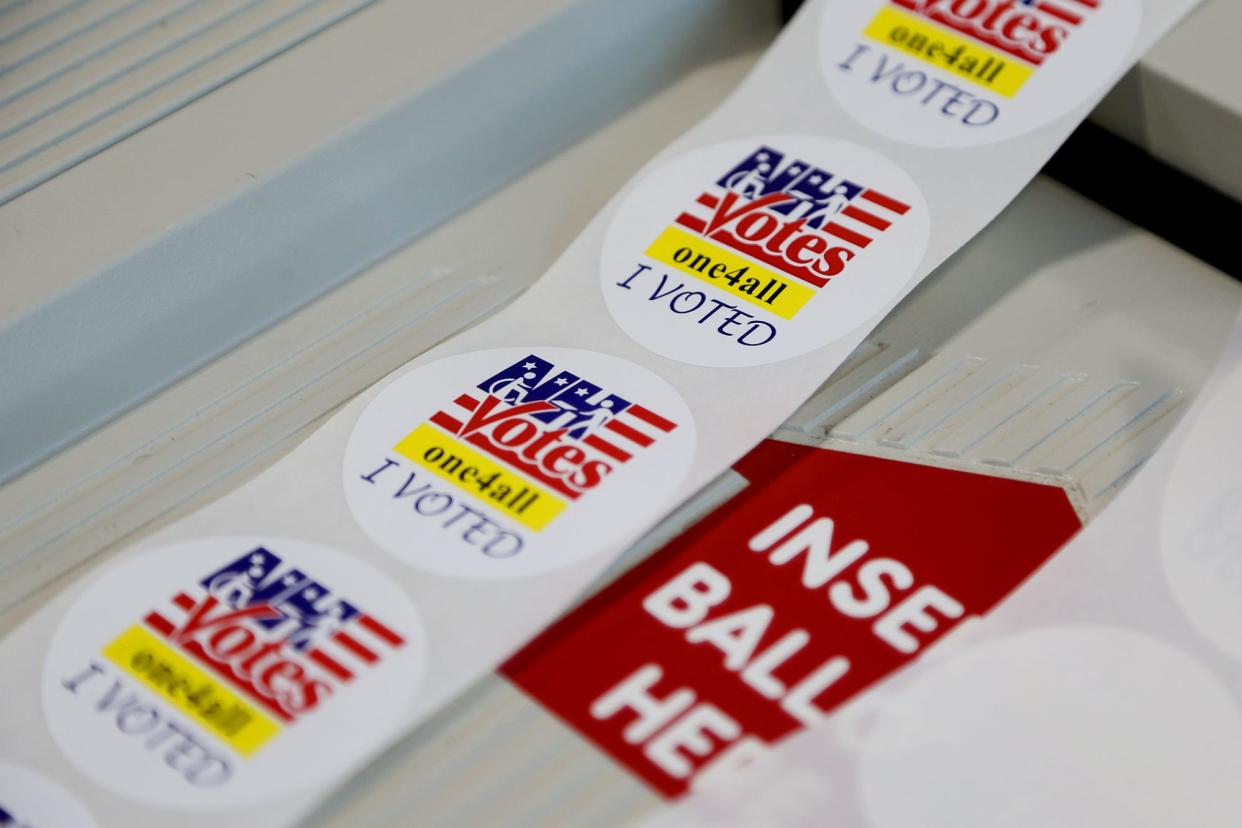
<box><xmin>502</xmin><ymin>440</ymin><xmax>1081</xmax><ymax>797</ymax></box>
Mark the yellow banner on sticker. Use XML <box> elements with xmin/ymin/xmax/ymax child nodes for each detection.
<box><xmin>103</xmin><ymin>624</ymin><xmax>281</xmax><ymax>756</ymax></box>
<box><xmin>864</xmin><ymin>5</ymin><xmax>1034</xmax><ymax>98</ymax></box>
<box><xmin>644</xmin><ymin>225</ymin><xmax>814</xmax><ymax>320</ymax></box>
<box><xmin>394</xmin><ymin>423</ymin><xmax>567</xmax><ymax>531</ymax></box>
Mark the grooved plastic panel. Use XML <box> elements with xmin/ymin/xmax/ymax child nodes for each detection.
<box><xmin>0</xmin><ymin>0</ymin><xmax>378</xmax><ymax>203</ymax></box>
<box><xmin>774</xmin><ymin>213</ymin><xmax>1240</xmax><ymax>516</ymax></box>
<box><xmin>782</xmin><ymin>348</ymin><xmax>1189</xmax><ymax>509</ymax></box>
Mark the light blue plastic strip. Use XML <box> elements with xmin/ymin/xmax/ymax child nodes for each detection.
<box><xmin>0</xmin><ymin>0</ymin><xmax>760</xmax><ymax>486</ymax></box>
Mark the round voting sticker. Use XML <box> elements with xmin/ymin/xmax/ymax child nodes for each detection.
<box><xmin>344</xmin><ymin>347</ymin><xmax>696</xmax><ymax>579</ymax></box>
<box><xmin>600</xmin><ymin>136</ymin><xmax>928</xmax><ymax>367</ymax></box>
<box><xmin>44</xmin><ymin>537</ymin><xmax>426</xmax><ymax>810</ymax></box>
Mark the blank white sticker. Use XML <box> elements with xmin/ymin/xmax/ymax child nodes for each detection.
<box><xmin>860</xmin><ymin>627</ymin><xmax>1242</xmax><ymax>828</ymax></box>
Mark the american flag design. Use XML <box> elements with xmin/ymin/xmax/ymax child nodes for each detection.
<box><xmin>889</xmin><ymin>0</ymin><xmax>1100</xmax><ymax>68</ymax></box>
<box><xmin>425</xmin><ymin>353</ymin><xmax>679</xmax><ymax>502</ymax></box>
<box><xmin>141</xmin><ymin>547</ymin><xmax>406</xmax><ymax>726</ymax></box>
<box><xmin>672</xmin><ymin>145</ymin><xmax>911</xmax><ymax>290</ymax></box>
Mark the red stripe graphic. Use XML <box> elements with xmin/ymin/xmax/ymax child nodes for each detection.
<box><xmin>675</xmin><ymin>212</ymin><xmax>707</xmax><ymax>234</ymax></box>
<box><xmin>428</xmin><ymin>394</ymin><xmax>486</xmax><ymax>435</ymax></box>
<box><xmin>172</xmin><ymin>592</ymin><xmax>195</xmax><ymax>611</ymax></box>
<box><xmin>333</xmin><ymin>630</ymin><xmax>379</xmax><ymax>664</ymax></box>
<box><xmin>626</xmin><ymin>404</ymin><xmax>677</xmax><ymax>432</ymax></box>
<box><xmin>841</xmin><ymin>205</ymin><xmax>890</xmax><ymax>231</ymax></box>
<box><xmin>1069</xmin><ymin>0</ymin><xmax>1099</xmax><ymax>7</ymax></box>
<box><xmin>822</xmin><ymin>221</ymin><xmax>873</xmax><ymax>248</ymax></box>
<box><xmin>861</xmin><ymin>189</ymin><xmax>910</xmax><ymax>215</ymax></box>
<box><xmin>1036</xmin><ymin>1</ymin><xmax>1082</xmax><ymax>24</ymax></box>
<box><xmin>144</xmin><ymin>611</ymin><xmax>174</xmax><ymax>636</ymax></box>
<box><xmin>309</xmin><ymin>648</ymin><xmax>354</xmax><ymax>682</ymax></box>
<box><xmin>605</xmin><ymin>418</ymin><xmax>655</xmax><ymax>448</ymax></box>
<box><xmin>358</xmin><ymin>615</ymin><xmax>405</xmax><ymax>647</ymax></box>
<box><xmin>696</xmin><ymin>193</ymin><xmax>719</xmax><ymax>209</ymax></box>
<box><xmin>584</xmin><ymin>433</ymin><xmax>631</xmax><ymax>463</ymax></box>
<box><xmin>429</xmin><ymin>411</ymin><xmax>464</xmax><ymax>434</ymax></box>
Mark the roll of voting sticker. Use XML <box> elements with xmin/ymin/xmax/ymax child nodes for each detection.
<box><xmin>0</xmin><ymin>0</ymin><xmax>1206</xmax><ymax>823</ymax></box>
<box><xmin>821</xmin><ymin>0</ymin><xmax>1141</xmax><ymax>146</ymax></box>
<box><xmin>42</xmin><ymin>537</ymin><xmax>427</xmax><ymax>810</ymax></box>
<box><xmin>344</xmin><ymin>348</ymin><xmax>696</xmax><ymax>579</ymax></box>
<box><xmin>602</xmin><ymin>136</ymin><xmax>928</xmax><ymax>367</ymax></box>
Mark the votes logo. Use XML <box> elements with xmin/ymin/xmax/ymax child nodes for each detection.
<box><xmin>394</xmin><ymin>352</ymin><xmax>680</xmax><ymax>532</ymax></box>
<box><xmin>867</xmin><ymin>0</ymin><xmax>1101</xmax><ymax>97</ymax></box>
<box><xmin>646</xmin><ymin>144</ymin><xmax>912</xmax><ymax>322</ymax></box>
<box><xmin>103</xmin><ymin>546</ymin><xmax>408</xmax><ymax>758</ymax></box>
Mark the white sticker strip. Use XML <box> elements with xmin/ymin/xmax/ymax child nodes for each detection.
<box><xmin>0</xmin><ymin>0</ymin><xmax>1204</xmax><ymax>824</ymax></box>
<box><xmin>645</xmin><ymin>311</ymin><xmax>1242</xmax><ymax>828</ymax></box>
